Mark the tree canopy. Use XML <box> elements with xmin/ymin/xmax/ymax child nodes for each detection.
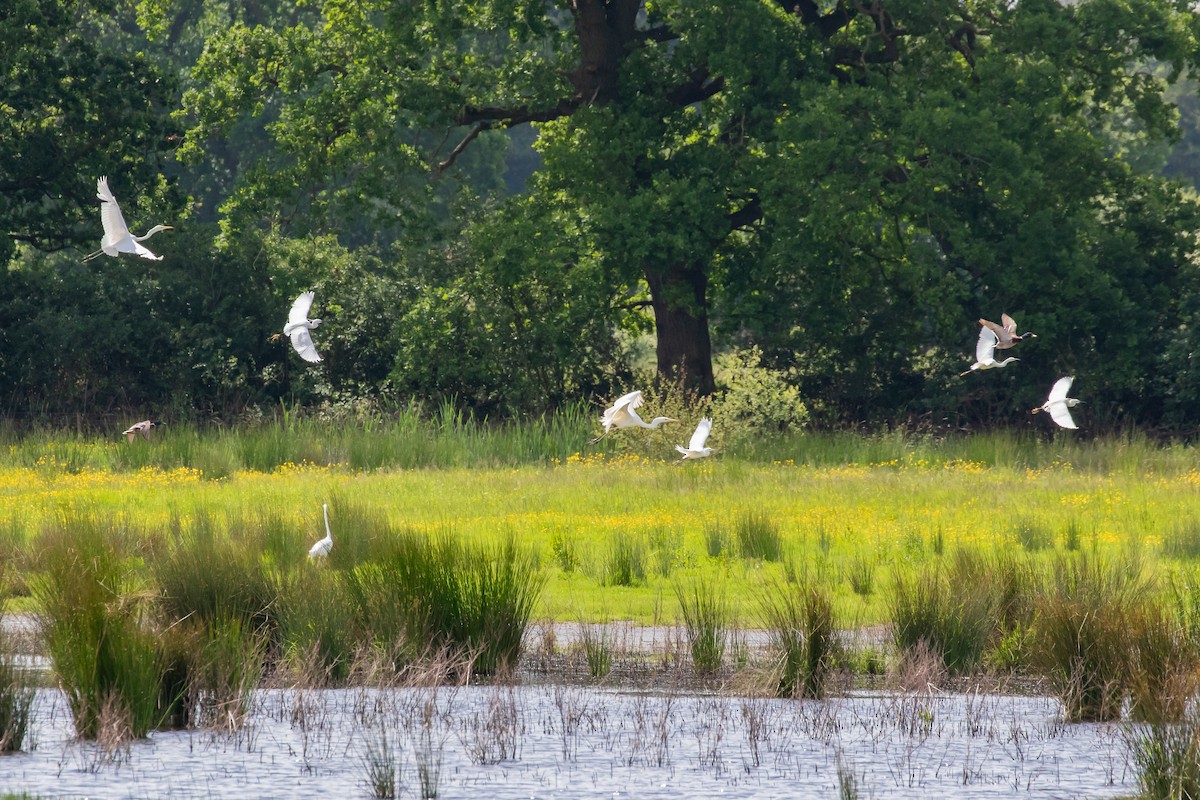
<box><xmin>4</xmin><ymin>0</ymin><xmax>1200</xmax><ymax>430</ymax></box>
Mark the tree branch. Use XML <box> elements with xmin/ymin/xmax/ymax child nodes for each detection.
<box><xmin>437</xmin><ymin>122</ymin><xmax>491</xmax><ymax>174</ymax></box>
<box><xmin>455</xmin><ymin>97</ymin><xmax>582</xmax><ymax>127</ymax></box>
<box><xmin>728</xmin><ymin>196</ymin><xmax>762</xmax><ymax>232</ymax></box>
<box><xmin>666</xmin><ymin>70</ymin><xmax>726</xmax><ymax>107</ymax></box>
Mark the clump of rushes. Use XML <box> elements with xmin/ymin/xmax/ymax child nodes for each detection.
<box><xmin>1128</xmin><ymin>718</ymin><xmax>1200</xmax><ymax>800</ymax></box>
<box><xmin>675</xmin><ymin>577</ymin><xmax>730</xmax><ymax>675</ymax></box>
<box><xmin>35</xmin><ymin>520</ymin><xmax>163</xmax><ymax>739</ymax></box>
<box><xmin>1128</xmin><ymin>602</ymin><xmax>1199</xmax><ymax>724</ymax></box>
<box><xmin>347</xmin><ymin>532</ymin><xmax>544</xmax><ymax>677</ymax></box>
<box><xmin>1032</xmin><ymin>552</ymin><xmax>1141</xmax><ymax>721</ymax></box>
<box><xmin>580</xmin><ymin>624</ymin><xmax>613</xmax><ymax>680</ymax></box>
<box><xmin>736</xmin><ymin>510</ymin><xmax>782</xmax><ymax>562</ymax></box>
<box><xmin>889</xmin><ymin>561</ymin><xmax>993</xmax><ymax>675</ymax></box>
<box><xmin>758</xmin><ymin>582</ymin><xmax>836</xmax><ymax>698</ymax></box>
<box><xmin>602</xmin><ymin>532</ymin><xmax>646</xmax><ymax>587</ymax></box>
<box><xmin>1162</xmin><ymin>518</ymin><xmax>1200</xmax><ymax>561</ymax></box>
<box><xmin>0</xmin><ymin>595</ymin><xmax>33</xmax><ymax>751</ymax></box>
<box><xmin>278</xmin><ymin>568</ymin><xmax>358</xmax><ymax>686</ymax></box>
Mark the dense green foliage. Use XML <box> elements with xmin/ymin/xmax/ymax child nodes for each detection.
<box><xmin>6</xmin><ymin>1</ymin><xmax>1200</xmax><ymax>429</ymax></box>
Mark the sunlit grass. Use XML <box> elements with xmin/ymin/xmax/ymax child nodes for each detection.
<box><xmin>4</xmin><ymin>425</ymin><xmax>1200</xmax><ymax>627</ymax></box>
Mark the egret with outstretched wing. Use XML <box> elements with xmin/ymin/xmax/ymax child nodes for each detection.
<box><xmin>1032</xmin><ymin>376</ymin><xmax>1081</xmax><ymax>429</ymax></box>
<box><xmin>590</xmin><ymin>390</ymin><xmax>677</xmax><ymax>443</ymax></box>
<box><xmin>284</xmin><ymin>291</ymin><xmax>323</xmax><ymax>363</ymax></box>
<box><xmin>960</xmin><ymin>326</ymin><xmax>1019</xmax><ymax>376</ymax></box>
<box><xmin>675</xmin><ymin>417</ymin><xmax>715</xmax><ymax>460</ymax></box>
<box><xmin>83</xmin><ymin>177</ymin><xmax>172</xmax><ymax>261</ymax></box>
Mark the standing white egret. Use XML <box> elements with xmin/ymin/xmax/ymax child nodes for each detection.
<box><xmin>675</xmin><ymin>417</ymin><xmax>715</xmax><ymax>461</ymax></box>
<box><xmin>979</xmin><ymin>313</ymin><xmax>1038</xmax><ymax>350</ymax></box>
<box><xmin>308</xmin><ymin>504</ymin><xmax>333</xmax><ymax>558</ymax></box>
<box><xmin>83</xmin><ymin>177</ymin><xmax>172</xmax><ymax>261</ymax></box>
<box><xmin>284</xmin><ymin>291</ymin><xmax>323</xmax><ymax>363</ymax></box>
<box><xmin>121</xmin><ymin>419</ymin><xmax>157</xmax><ymax>443</ymax></box>
<box><xmin>1032</xmin><ymin>376</ymin><xmax>1081</xmax><ymax>429</ymax></box>
<box><xmin>590</xmin><ymin>390</ymin><xmax>677</xmax><ymax>443</ymax></box>
<box><xmin>960</xmin><ymin>326</ymin><xmax>1019</xmax><ymax>376</ymax></box>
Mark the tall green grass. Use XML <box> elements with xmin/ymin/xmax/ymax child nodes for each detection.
<box><xmin>675</xmin><ymin>577</ymin><xmax>730</xmax><ymax>674</ymax></box>
<box><xmin>758</xmin><ymin>582</ymin><xmax>836</xmax><ymax>698</ymax></box>
<box><xmin>35</xmin><ymin>521</ymin><xmax>164</xmax><ymax>739</ymax></box>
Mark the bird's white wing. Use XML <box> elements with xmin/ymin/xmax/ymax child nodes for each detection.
<box><xmin>289</xmin><ymin>291</ymin><xmax>316</xmax><ymax>326</ymax></box>
<box><xmin>126</xmin><ymin>239</ymin><xmax>162</xmax><ymax>260</ymax></box>
<box><xmin>97</xmin><ymin>177</ymin><xmax>131</xmax><ymax>243</ymax></box>
<box><xmin>289</xmin><ymin>327</ymin><xmax>322</xmax><ymax>363</ymax></box>
<box><xmin>613</xmin><ymin>390</ymin><xmax>643</xmax><ymax>412</ymax></box>
<box><xmin>602</xmin><ymin>390</ymin><xmax>643</xmax><ymax>425</ymax></box>
<box><xmin>1048</xmin><ymin>403</ymin><xmax>1077</xmax><ymax>429</ymax></box>
<box><xmin>688</xmin><ymin>417</ymin><xmax>712</xmax><ymax>451</ymax></box>
<box><xmin>1001</xmin><ymin>313</ymin><xmax>1018</xmax><ymax>337</ymax></box>
<box><xmin>974</xmin><ymin>326</ymin><xmax>998</xmax><ymax>362</ymax></box>
<box><xmin>1048</xmin><ymin>376</ymin><xmax>1074</xmax><ymax>403</ymax></box>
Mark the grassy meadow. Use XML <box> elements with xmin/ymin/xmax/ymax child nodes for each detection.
<box><xmin>3</xmin><ymin>416</ymin><xmax>1200</xmax><ymax>628</ymax></box>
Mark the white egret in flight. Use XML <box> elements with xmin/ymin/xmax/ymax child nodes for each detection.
<box><xmin>121</xmin><ymin>420</ymin><xmax>157</xmax><ymax>443</ymax></box>
<box><xmin>284</xmin><ymin>291</ymin><xmax>323</xmax><ymax>363</ymax></box>
<box><xmin>1032</xmin><ymin>376</ymin><xmax>1081</xmax><ymax>429</ymax></box>
<box><xmin>960</xmin><ymin>326</ymin><xmax>1019</xmax><ymax>376</ymax></box>
<box><xmin>83</xmin><ymin>177</ymin><xmax>172</xmax><ymax>261</ymax></box>
<box><xmin>590</xmin><ymin>390</ymin><xmax>677</xmax><ymax>443</ymax></box>
<box><xmin>675</xmin><ymin>417</ymin><xmax>715</xmax><ymax>461</ymax></box>
<box><xmin>308</xmin><ymin>504</ymin><xmax>333</xmax><ymax>559</ymax></box>
<box><xmin>979</xmin><ymin>313</ymin><xmax>1038</xmax><ymax>350</ymax></box>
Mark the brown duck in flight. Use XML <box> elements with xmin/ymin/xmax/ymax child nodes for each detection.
<box><xmin>979</xmin><ymin>313</ymin><xmax>1037</xmax><ymax>350</ymax></box>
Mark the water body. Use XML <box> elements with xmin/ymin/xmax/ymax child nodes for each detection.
<box><xmin>0</xmin><ymin>686</ymin><xmax>1135</xmax><ymax>799</ymax></box>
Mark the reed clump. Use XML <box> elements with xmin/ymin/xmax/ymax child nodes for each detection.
<box><xmin>1031</xmin><ymin>552</ymin><xmax>1142</xmax><ymax>722</ymax></box>
<box><xmin>758</xmin><ymin>582</ymin><xmax>836</xmax><ymax>698</ymax></box>
<box><xmin>675</xmin><ymin>577</ymin><xmax>730</xmax><ymax>675</ymax></box>
<box><xmin>1129</xmin><ymin>719</ymin><xmax>1200</xmax><ymax>800</ymax></box>
<box><xmin>35</xmin><ymin>522</ymin><xmax>163</xmax><ymax>739</ymax></box>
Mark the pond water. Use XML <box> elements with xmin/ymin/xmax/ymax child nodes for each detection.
<box><xmin>0</xmin><ymin>685</ymin><xmax>1135</xmax><ymax>799</ymax></box>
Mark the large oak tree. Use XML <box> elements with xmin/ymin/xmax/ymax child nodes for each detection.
<box><xmin>183</xmin><ymin>0</ymin><xmax>1200</xmax><ymax>414</ymax></box>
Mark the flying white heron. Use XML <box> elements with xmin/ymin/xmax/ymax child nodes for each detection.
<box><xmin>960</xmin><ymin>326</ymin><xmax>1019</xmax><ymax>376</ymax></box>
<box><xmin>308</xmin><ymin>504</ymin><xmax>333</xmax><ymax>559</ymax></box>
<box><xmin>590</xmin><ymin>390</ymin><xmax>677</xmax><ymax>443</ymax></box>
<box><xmin>284</xmin><ymin>291</ymin><xmax>323</xmax><ymax>363</ymax></box>
<box><xmin>1032</xmin><ymin>376</ymin><xmax>1081</xmax><ymax>429</ymax></box>
<box><xmin>979</xmin><ymin>313</ymin><xmax>1038</xmax><ymax>350</ymax></box>
<box><xmin>83</xmin><ymin>177</ymin><xmax>172</xmax><ymax>261</ymax></box>
<box><xmin>675</xmin><ymin>417</ymin><xmax>715</xmax><ymax>461</ymax></box>
<box><xmin>121</xmin><ymin>420</ymin><xmax>158</xmax><ymax>443</ymax></box>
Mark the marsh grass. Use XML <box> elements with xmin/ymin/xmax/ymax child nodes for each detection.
<box><xmin>889</xmin><ymin>558</ymin><xmax>994</xmax><ymax>675</ymax></box>
<box><xmin>346</xmin><ymin>532</ymin><xmax>544</xmax><ymax>676</ymax></box>
<box><xmin>1013</xmin><ymin>517</ymin><xmax>1052</xmax><ymax>552</ymax></box>
<box><xmin>703</xmin><ymin>521</ymin><xmax>729</xmax><ymax>559</ymax></box>
<box><xmin>1129</xmin><ymin>719</ymin><xmax>1200</xmax><ymax>800</ymax></box>
<box><xmin>279</xmin><ymin>569</ymin><xmax>358</xmax><ymax>685</ymax></box>
<box><xmin>675</xmin><ymin>577</ymin><xmax>730</xmax><ymax>674</ymax></box>
<box><xmin>758</xmin><ymin>582</ymin><xmax>836</xmax><ymax>698</ymax></box>
<box><xmin>580</xmin><ymin>624</ymin><xmax>613</xmax><ymax>680</ymax></box>
<box><xmin>1163</xmin><ymin>519</ymin><xmax>1200</xmax><ymax>561</ymax></box>
<box><xmin>362</xmin><ymin>722</ymin><xmax>399</xmax><ymax>800</ymax></box>
<box><xmin>1128</xmin><ymin>603</ymin><xmax>1199</xmax><ymax>724</ymax></box>
<box><xmin>1033</xmin><ymin>553</ymin><xmax>1142</xmax><ymax>722</ymax></box>
<box><xmin>846</xmin><ymin>556</ymin><xmax>875</xmax><ymax>598</ymax></box>
<box><xmin>0</xmin><ymin>605</ymin><xmax>32</xmax><ymax>751</ymax></box>
<box><xmin>602</xmin><ymin>532</ymin><xmax>647</xmax><ymax>587</ymax></box>
<box><xmin>735</xmin><ymin>511</ymin><xmax>782</xmax><ymax>562</ymax></box>
<box><xmin>35</xmin><ymin>522</ymin><xmax>163</xmax><ymax>739</ymax></box>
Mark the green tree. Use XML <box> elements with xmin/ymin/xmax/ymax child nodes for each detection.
<box><xmin>1</xmin><ymin>0</ymin><xmax>179</xmax><ymax>263</ymax></box>
<box><xmin>182</xmin><ymin>0</ymin><xmax>1200</xmax><ymax>419</ymax></box>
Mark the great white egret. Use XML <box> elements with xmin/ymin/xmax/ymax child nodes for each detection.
<box><xmin>83</xmin><ymin>177</ymin><xmax>172</xmax><ymax>261</ymax></box>
<box><xmin>1032</xmin><ymin>376</ymin><xmax>1081</xmax><ymax>429</ymax></box>
<box><xmin>590</xmin><ymin>390</ymin><xmax>677</xmax><ymax>443</ymax></box>
<box><xmin>960</xmin><ymin>326</ymin><xmax>1019</xmax><ymax>376</ymax></box>
<box><xmin>308</xmin><ymin>504</ymin><xmax>333</xmax><ymax>558</ymax></box>
<box><xmin>675</xmin><ymin>417</ymin><xmax>715</xmax><ymax>460</ymax></box>
<box><xmin>121</xmin><ymin>420</ymin><xmax>157</xmax><ymax>443</ymax></box>
<box><xmin>284</xmin><ymin>291</ymin><xmax>323</xmax><ymax>363</ymax></box>
<box><xmin>980</xmin><ymin>313</ymin><xmax>1037</xmax><ymax>350</ymax></box>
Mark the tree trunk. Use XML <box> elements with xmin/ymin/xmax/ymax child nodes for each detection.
<box><xmin>645</xmin><ymin>261</ymin><xmax>716</xmax><ymax>395</ymax></box>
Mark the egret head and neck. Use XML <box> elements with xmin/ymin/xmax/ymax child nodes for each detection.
<box><xmin>134</xmin><ymin>225</ymin><xmax>173</xmax><ymax>242</ymax></box>
<box><xmin>646</xmin><ymin>416</ymin><xmax>677</xmax><ymax>429</ymax></box>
